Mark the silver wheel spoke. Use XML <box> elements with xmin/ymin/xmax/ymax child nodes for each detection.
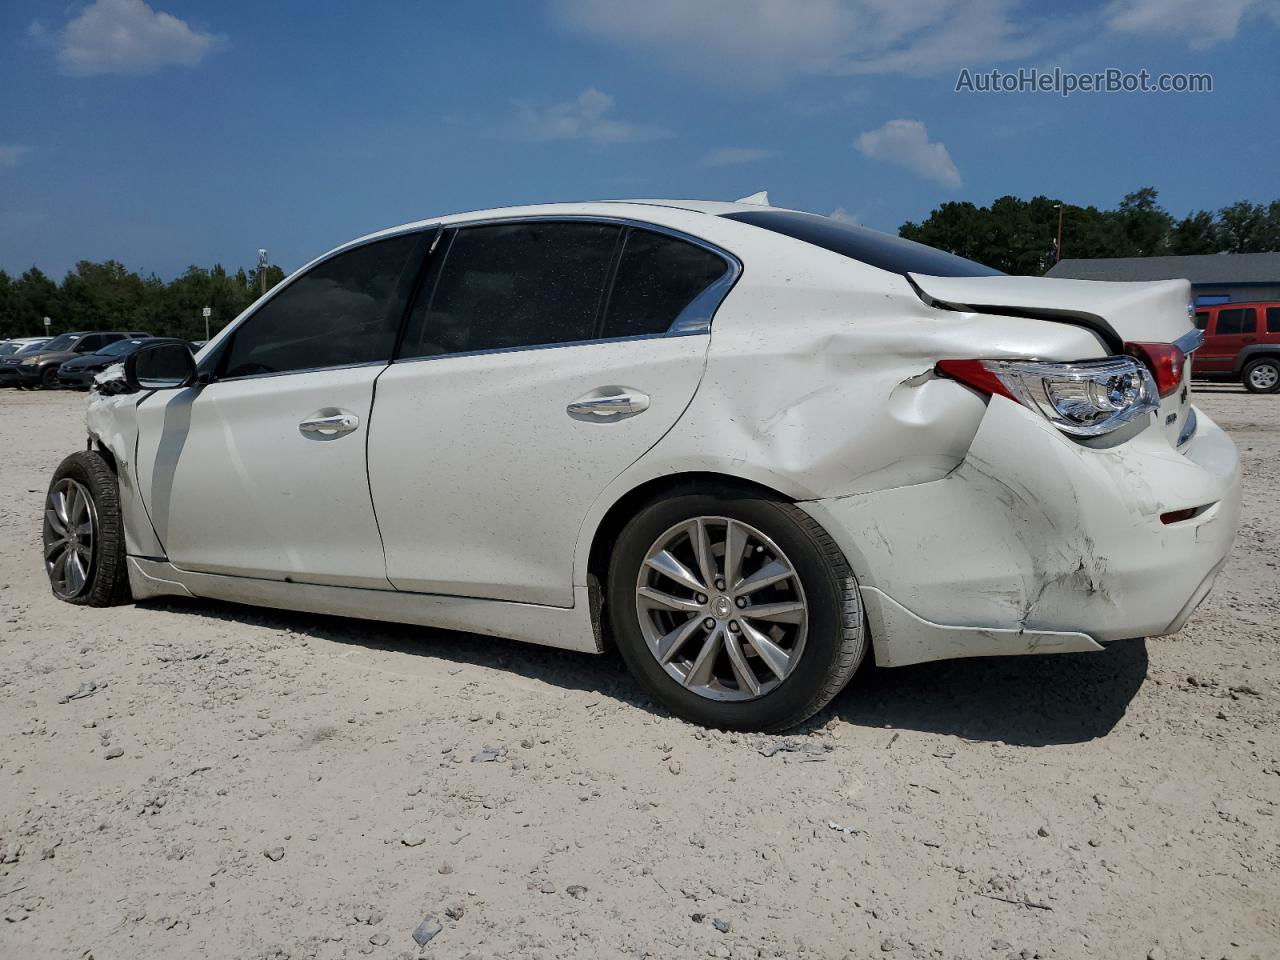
<box><xmin>691</xmin><ymin>518</ymin><xmax>718</xmax><ymax>590</ymax></box>
<box><xmin>45</xmin><ymin>538</ymin><xmax>67</xmax><ymax>563</ymax></box>
<box><xmin>723</xmin><ymin>520</ymin><xmax>749</xmax><ymax>590</ymax></box>
<box><xmin>53</xmin><ymin>490</ymin><xmax>70</xmax><ymax>527</ymax></box>
<box><xmin>683</xmin><ymin>625</ymin><xmax>723</xmax><ymax>688</ymax></box>
<box><xmin>740</xmin><ymin>600</ymin><xmax>806</xmax><ymax>624</ymax></box>
<box><xmin>740</xmin><ymin>619</ymin><xmax>794</xmax><ymax>682</ymax></box>
<box><xmin>645</xmin><ymin>550</ymin><xmax>706</xmax><ymax>593</ymax></box>
<box><xmin>638</xmin><ymin>587</ymin><xmax>704</xmax><ymax>614</ymax></box>
<box><xmin>655</xmin><ymin>616</ymin><xmax>706</xmax><ymax>666</ymax></box>
<box><xmin>735</xmin><ymin>558</ymin><xmax>794</xmax><ymax>595</ymax></box>
<box><xmin>46</xmin><ymin>509</ymin><xmax>67</xmax><ymax>538</ymax></box>
<box><xmin>724</xmin><ymin>632</ymin><xmax>761</xmax><ymax>696</ymax></box>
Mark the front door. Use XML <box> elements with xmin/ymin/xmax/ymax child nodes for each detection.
<box><xmin>367</xmin><ymin>219</ymin><xmax>734</xmax><ymax>607</ymax></box>
<box><xmin>1199</xmin><ymin>306</ymin><xmax>1258</xmax><ymax>373</ymax></box>
<box><xmin>133</xmin><ymin>231</ymin><xmax>427</xmax><ymax>588</ymax></box>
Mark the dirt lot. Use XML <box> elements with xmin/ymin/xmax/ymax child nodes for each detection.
<box><xmin>1</xmin><ymin>385</ymin><xmax>1277</xmax><ymax>960</ymax></box>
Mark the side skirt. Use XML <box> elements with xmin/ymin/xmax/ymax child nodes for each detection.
<box><xmin>126</xmin><ymin>557</ymin><xmax>602</xmax><ymax>654</ymax></box>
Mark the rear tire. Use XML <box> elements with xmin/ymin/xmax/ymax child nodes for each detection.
<box><xmin>40</xmin><ymin>366</ymin><xmax>59</xmax><ymax>389</ymax></box>
<box><xmin>607</xmin><ymin>488</ymin><xmax>866</xmax><ymax>731</ymax></box>
<box><xmin>43</xmin><ymin>451</ymin><xmax>131</xmax><ymax>606</ymax></box>
<box><xmin>1242</xmin><ymin>357</ymin><xmax>1280</xmax><ymax>394</ymax></box>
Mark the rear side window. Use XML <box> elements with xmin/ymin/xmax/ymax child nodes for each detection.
<box><xmin>1214</xmin><ymin>308</ymin><xmax>1256</xmax><ymax>336</ymax></box>
<box><xmin>1194</xmin><ymin>311</ymin><xmax>1209</xmax><ymax>330</ymax></box>
<box><xmin>601</xmin><ymin>229</ymin><xmax>729</xmax><ymax>338</ymax></box>
<box><xmin>722</xmin><ymin>209</ymin><xmax>1003</xmax><ymax>278</ymax></box>
<box><xmin>1267</xmin><ymin>307</ymin><xmax>1280</xmax><ymax>333</ymax></box>
<box><xmin>222</xmin><ymin>233</ymin><xmax>423</xmax><ymax>378</ymax></box>
<box><xmin>399</xmin><ymin>221</ymin><xmax>620</xmax><ymax>359</ymax></box>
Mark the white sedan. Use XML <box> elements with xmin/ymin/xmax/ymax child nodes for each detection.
<box><xmin>45</xmin><ymin>199</ymin><xmax>1241</xmax><ymax>730</ymax></box>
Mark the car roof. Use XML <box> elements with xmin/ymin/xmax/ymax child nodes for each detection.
<box><xmin>350</xmin><ymin>198</ymin><xmax>803</xmax><ymax>246</ymax></box>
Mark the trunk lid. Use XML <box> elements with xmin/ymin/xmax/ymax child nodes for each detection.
<box><xmin>908</xmin><ymin>273</ymin><xmax>1194</xmax><ymax>348</ymax></box>
<box><xmin>909</xmin><ymin>273</ymin><xmax>1198</xmax><ymax>451</ymax></box>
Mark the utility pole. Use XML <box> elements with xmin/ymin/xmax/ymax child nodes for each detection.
<box><xmin>1054</xmin><ymin>204</ymin><xmax>1065</xmax><ymax>263</ymax></box>
<box><xmin>258</xmin><ymin>249</ymin><xmax>269</xmax><ymax>295</ymax></box>
<box><xmin>202</xmin><ymin>306</ymin><xmax>212</xmax><ymax>342</ymax></box>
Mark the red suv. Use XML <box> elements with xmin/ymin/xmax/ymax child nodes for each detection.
<box><xmin>1192</xmin><ymin>301</ymin><xmax>1280</xmax><ymax>393</ymax></box>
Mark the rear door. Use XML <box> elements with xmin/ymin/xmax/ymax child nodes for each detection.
<box><xmin>1199</xmin><ymin>306</ymin><xmax>1257</xmax><ymax>373</ymax></box>
<box><xmin>368</xmin><ymin>219</ymin><xmax>734</xmax><ymax>607</ymax></box>
<box><xmin>133</xmin><ymin>231</ymin><xmax>427</xmax><ymax>588</ymax></box>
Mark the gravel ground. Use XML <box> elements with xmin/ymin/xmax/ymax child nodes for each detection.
<box><xmin>1</xmin><ymin>385</ymin><xmax>1277</xmax><ymax>960</ymax></box>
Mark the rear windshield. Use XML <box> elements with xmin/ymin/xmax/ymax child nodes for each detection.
<box><xmin>722</xmin><ymin>210</ymin><xmax>1003</xmax><ymax>278</ymax></box>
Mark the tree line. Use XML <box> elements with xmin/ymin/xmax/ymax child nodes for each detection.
<box><xmin>0</xmin><ymin>260</ymin><xmax>286</xmax><ymax>342</ymax></box>
<box><xmin>900</xmin><ymin>187</ymin><xmax>1280</xmax><ymax>276</ymax></box>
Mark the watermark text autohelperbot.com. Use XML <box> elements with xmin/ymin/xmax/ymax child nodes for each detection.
<box><xmin>956</xmin><ymin>67</ymin><xmax>1212</xmax><ymax>98</ymax></box>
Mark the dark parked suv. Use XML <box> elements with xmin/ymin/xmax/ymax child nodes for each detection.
<box><xmin>1</xmin><ymin>331</ymin><xmax>148</xmax><ymax>389</ymax></box>
<box><xmin>1192</xmin><ymin>302</ymin><xmax>1280</xmax><ymax>393</ymax></box>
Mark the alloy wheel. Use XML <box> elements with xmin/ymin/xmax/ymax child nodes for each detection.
<box><xmin>44</xmin><ymin>478</ymin><xmax>97</xmax><ymax>599</ymax></box>
<box><xmin>635</xmin><ymin>516</ymin><xmax>808</xmax><ymax>702</ymax></box>
<box><xmin>1248</xmin><ymin>363</ymin><xmax>1278</xmax><ymax>391</ymax></box>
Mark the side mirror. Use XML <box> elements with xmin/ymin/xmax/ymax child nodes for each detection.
<box><xmin>124</xmin><ymin>341</ymin><xmax>197</xmax><ymax>391</ymax></box>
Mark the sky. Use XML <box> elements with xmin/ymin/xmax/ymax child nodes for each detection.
<box><xmin>2</xmin><ymin>0</ymin><xmax>1278</xmax><ymax>280</ymax></box>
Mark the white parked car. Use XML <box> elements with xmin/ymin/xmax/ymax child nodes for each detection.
<box><xmin>45</xmin><ymin>200</ymin><xmax>1241</xmax><ymax>730</ymax></box>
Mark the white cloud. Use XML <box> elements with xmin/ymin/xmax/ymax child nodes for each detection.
<box><xmin>57</xmin><ymin>0</ymin><xmax>222</xmax><ymax>77</ymax></box>
<box><xmin>699</xmin><ymin>147</ymin><xmax>778</xmax><ymax>168</ymax></box>
<box><xmin>506</xmin><ymin>88</ymin><xmax>673</xmax><ymax>144</ymax></box>
<box><xmin>0</xmin><ymin>146</ymin><xmax>31</xmax><ymax>170</ymax></box>
<box><xmin>1104</xmin><ymin>0</ymin><xmax>1279</xmax><ymax>48</ymax></box>
<box><xmin>855</xmin><ymin>119</ymin><xmax>961</xmax><ymax>188</ymax></box>
<box><xmin>551</xmin><ymin>0</ymin><xmax>1048</xmax><ymax>85</ymax></box>
<box><xmin>828</xmin><ymin>207</ymin><xmax>861</xmax><ymax>224</ymax></box>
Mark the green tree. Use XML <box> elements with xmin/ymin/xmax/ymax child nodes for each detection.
<box><xmin>1217</xmin><ymin>201</ymin><xmax>1270</xmax><ymax>253</ymax></box>
<box><xmin>1168</xmin><ymin>211</ymin><xmax>1221</xmax><ymax>255</ymax></box>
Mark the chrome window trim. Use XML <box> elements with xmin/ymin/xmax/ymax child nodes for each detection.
<box><xmin>392</xmin><ymin>214</ymin><xmax>742</xmax><ymax>363</ymax></box>
<box><xmin>212</xmin><ymin>358</ymin><xmax>392</xmax><ymax>385</ymax></box>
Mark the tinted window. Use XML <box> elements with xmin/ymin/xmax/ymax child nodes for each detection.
<box><xmin>1194</xmin><ymin>311</ymin><xmax>1209</xmax><ymax>330</ymax></box>
<box><xmin>43</xmin><ymin>334</ymin><xmax>83</xmax><ymax>351</ymax></box>
<box><xmin>722</xmin><ymin>210</ymin><xmax>1003</xmax><ymax>278</ymax></box>
<box><xmin>1267</xmin><ymin>307</ymin><xmax>1280</xmax><ymax>333</ymax></box>
<box><xmin>99</xmin><ymin>338</ymin><xmax>150</xmax><ymax>357</ymax></box>
<box><xmin>75</xmin><ymin>335</ymin><xmax>107</xmax><ymax>352</ymax></box>
<box><xmin>223</xmin><ymin>233</ymin><xmax>422</xmax><ymax>378</ymax></box>
<box><xmin>399</xmin><ymin>221</ymin><xmax>620</xmax><ymax>359</ymax></box>
<box><xmin>1214</xmin><ymin>308</ymin><xmax>1255</xmax><ymax>336</ymax></box>
<box><xmin>601</xmin><ymin>229</ymin><xmax>728</xmax><ymax>338</ymax></box>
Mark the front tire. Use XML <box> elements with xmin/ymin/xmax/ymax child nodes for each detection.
<box><xmin>607</xmin><ymin>489</ymin><xmax>866</xmax><ymax>731</ymax></box>
<box><xmin>1242</xmin><ymin>357</ymin><xmax>1280</xmax><ymax>394</ymax></box>
<box><xmin>43</xmin><ymin>451</ymin><xmax>131</xmax><ymax>606</ymax></box>
<box><xmin>40</xmin><ymin>366</ymin><xmax>59</xmax><ymax>389</ymax></box>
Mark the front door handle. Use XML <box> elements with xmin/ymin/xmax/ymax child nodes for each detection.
<box><xmin>299</xmin><ymin>412</ymin><xmax>360</xmax><ymax>438</ymax></box>
<box><xmin>567</xmin><ymin>387</ymin><xmax>651</xmax><ymax>422</ymax></box>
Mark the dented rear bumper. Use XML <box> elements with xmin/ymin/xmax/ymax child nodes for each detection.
<box><xmin>799</xmin><ymin>397</ymin><xmax>1241</xmax><ymax>667</ymax></box>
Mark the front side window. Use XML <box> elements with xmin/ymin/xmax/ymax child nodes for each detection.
<box><xmin>1194</xmin><ymin>311</ymin><xmax>1209</xmax><ymax>330</ymax></box>
<box><xmin>222</xmin><ymin>233</ymin><xmax>423</xmax><ymax>379</ymax></box>
<box><xmin>1214</xmin><ymin>308</ymin><xmax>1256</xmax><ymax>336</ymax></box>
<box><xmin>399</xmin><ymin>221</ymin><xmax>620</xmax><ymax>360</ymax></box>
<box><xmin>601</xmin><ymin>229</ymin><xmax>729</xmax><ymax>338</ymax></box>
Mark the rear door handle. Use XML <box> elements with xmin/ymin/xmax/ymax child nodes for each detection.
<box><xmin>567</xmin><ymin>387</ymin><xmax>651</xmax><ymax>422</ymax></box>
<box><xmin>299</xmin><ymin>412</ymin><xmax>360</xmax><ymax>438</ymax></box>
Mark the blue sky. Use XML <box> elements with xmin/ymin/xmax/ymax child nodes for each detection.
<box><xmin>2</xmin><ymin>0</ymin><xmax>1278</xmax><ymax>279</ymax></box>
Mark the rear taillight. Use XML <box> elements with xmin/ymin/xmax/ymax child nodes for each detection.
<box><xmin>936</xmin><ymin>356</ymin><xmax>1158</xmax><ymax>437</ymax></box>
<box><xmin>1125</xmin><ymin>342</ymin><xmax>1185</xmax><ymax>398</ymax></box>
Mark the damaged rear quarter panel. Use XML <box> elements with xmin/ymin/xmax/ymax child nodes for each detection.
<box><xmin>635</xmin><ymin>266</ymin><xmax>1107</xmax><ymax>502</ymax></box>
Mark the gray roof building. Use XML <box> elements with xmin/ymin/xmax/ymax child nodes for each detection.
<box><xmin>1046</xmin><ymin>252</ymin><xmax>1280</xmax><ymax>305</ymax></box>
